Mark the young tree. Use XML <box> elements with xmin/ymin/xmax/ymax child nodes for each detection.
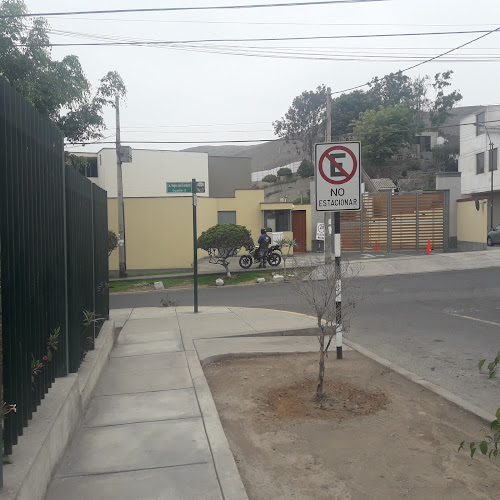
<box><xmin>262</xmin><ymin>174</ymin><xmax>278</xmax><ymax>183</ymax></box>
<box><xmin>197</xmin><ymin>224</ymin><xmax>253</xmax><ymax>278</ymax></box>
<box><xmin>108</xmin><ymin>230</ymin><xmax>118</xmax><ymax>257</ymax></box>
<box><xmin>353</xmin><ymin>104</ymin><xmax>423</xmax><ymax>170</ymax></box>
<box><xmin>273</xmin><ymin>85</ymin><xmax>327</xmax><ymax>162</ymax></box>
<box><xmin>430</xmin><ymin>71</ymin><xmax>463</xmax><ymax>131</ymax></box>
<box><xmin>292</xmin><ymin>260</ymin><xmax>361</xmax><ymax>398</ymax></box>
<box><xmin>297</xmin><ymin>159</ymin><xmax>314</xmax><ymax>178</ymax></box>
<box><xmin>277</xmin><ymin>236</ymin><xmax>298</xmax><ymax>277</ymax></box>
<box><xmin>277</xmin><ymin>167</ymin><xmax>292</xmax><ymax>178</ymax></box>
<box><xmin>0</xmin><ymin>0</ymin><xmax>126</xmax><ymax>142</ymax></box>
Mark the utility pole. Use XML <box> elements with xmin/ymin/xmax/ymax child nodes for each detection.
<box><xmin>192</xmin><ymin>179</ymin><xmax>199</xmax><ymax>313</ymax></box>
<box><xmin>490</xmin><ymin>138</ymin><xmax>494</xmax><ymax>229</ymax></box>
<box><xmin>324</xmin><ymin>87</ymin><xmax>333</xmax><ymax>264</ymax></box>
<box><xmin>115</xmin><ymin>95</ymin><xmax>127</xmax><ymax>278</ymax></box>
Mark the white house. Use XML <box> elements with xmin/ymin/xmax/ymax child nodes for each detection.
<box><xmin>458</xmin><ymin>105</ymin><xmax>500</xmax><ymax>228</ymax></box>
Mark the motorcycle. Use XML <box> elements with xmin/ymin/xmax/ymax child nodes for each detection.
<box><xmin>238</xmin><ymin>244</ymin><xmax>282</xmax><ymax>269</ymax></box>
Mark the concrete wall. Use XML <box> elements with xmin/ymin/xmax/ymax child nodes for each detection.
<box><xmin>459</xmin><ymin>106</ymin><xmax>500</xmax><ymax>196</ymax></box>
<box><xmin>208</xmin><ymin>156</ymin><xmax>252</xmax><ymax>197</ymax></box>
<box><xmin>436</xmin><ymin>172</ymin><xmax>461</xmax><ymax>250</ymax></box>
<box><xmin>108</xmin><ymin>190</ymin><xmax>266</xmax><ymax>270</ymax></box>
<box><xmin>95</xmin><ymin>148</ymin><xmax>210</xmax><ymax>198</ymax></box>
<box><xmin>457</xmin><ymin>198</ymin><xmax>488</xmax><ymax>251</ymax></box>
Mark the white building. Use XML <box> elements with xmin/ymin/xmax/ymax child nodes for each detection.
<box><xmin>458</xmin><ymin>105</ymin><xmax>500</xmax><ymax>227</ymax></box>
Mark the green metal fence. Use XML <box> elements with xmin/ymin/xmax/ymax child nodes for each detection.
<box><xmin>0</xmin><ymin>79</ymin><xmax>109</xmax><ymax>456</ymax></box>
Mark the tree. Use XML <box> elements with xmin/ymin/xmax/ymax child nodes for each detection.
<box><xmin>277</xmin><ymin>167</ymin><xmax>292</xmax><ymax>177</ymax></box>
<box><xmin>262</xmin><ymin>174</ymin><xmax>278</xmax><ymax>183</ymax></box>
<box><xmin>330</xmin><ymin>89</ymin><xmax>381</xmax><ymax>139</ymax></box>
<box><xmin>197</xmin><ymin>224</ymin><xmax>254</xmax><ymax>277</ymax></box>
<box><xmin>430</xmin><ymin>71</ymin><xmax>463</xmax><ymax>131</ymax></box>
<box><xmin>0</xmin><ymin>0</ymin><xmax>126</xmax><ymax>142</ymax></box>
<box><xmin>273</xmin><ymin>85</ymin><xmax>327</xmax><ymax>162</ymax></box>
<box><xmin>292</xmin><ymin>260</ymin><xmax>360</xmax><ymax>398</ymax></box>
<box><xmin>297</xmin><ymin>159</ymin><xmax>314</xmax><ymax>178</ymax></box>
<box><xmin>277</xmin><ymin>236</ymin><xmax>297</xmax><ymax>277</ymax></box>
<box><xmin>432</xmin><ymin>141</ymin><xmax>459</xmax><ymax>172</ymax></box>
<box><xmin>353</xmin><ymin>104</ymin><xmax>423</xmax><ymax>169</ymax></box>
<box><xmin>108</xmin><ymin>230</ymin><xmax>118</xmax><ymax>257</ymax></box>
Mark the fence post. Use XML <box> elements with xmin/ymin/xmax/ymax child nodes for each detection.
<box><xmin>62</xmin><ymin>155</ymin><xmax>69</xmax><ymax>376</ymax></box>
<box><xmin>387</xmin><ymin>193</ymin><xmax>392</xmax><ymax>253</ymax></box>
<box><xmin>416</xmin><ymin>193</ymin><xmax>420</xmax><ymax>251</ymax></box>
<box><xmin>443</xmin><ymin>190</ymin><xmax>450</xmax><ymax>253</ymax></box>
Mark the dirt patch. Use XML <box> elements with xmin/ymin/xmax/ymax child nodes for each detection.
<box><xmin>266</xmin><ymin>378</ymin><xmax>388</xmax><ymax>420</ymax></box>
<box><xmin>205</xmin><ymin>352</ymin><xmax>500</xmax><ymax>500</ymax></box>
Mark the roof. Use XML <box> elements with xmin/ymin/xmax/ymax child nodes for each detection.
<box><xmin>372</xmin><ymin>178</ymin><xmax>397</xmax><ymax>190</ymax></box>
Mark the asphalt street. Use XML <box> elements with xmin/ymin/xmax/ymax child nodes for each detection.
<box><xmin>110</xmin><ymin>268</ymin><xmax>500</xmax><ymax>413</ymax></box>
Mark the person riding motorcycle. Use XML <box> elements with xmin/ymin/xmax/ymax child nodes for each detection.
<box><xmin>257</xmin><ymin>228</ymin><xmax>271</xmax><ymax>268</ymax></box>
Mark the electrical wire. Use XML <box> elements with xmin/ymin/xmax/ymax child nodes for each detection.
<box><xmin>0</xmin><ymin>0</ymin><xmax>386</xmax><ymax>19</ymax></box>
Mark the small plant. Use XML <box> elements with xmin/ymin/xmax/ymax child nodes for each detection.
<box><xmin>108</xmin><ymin>230</ymin><xmax>118</xmax><ymax>256</ymax></box>
<box><xmin>83</xmin><ymin>310</ymin><xmax>104</xmax><ymax>349</ymax></box>
<box><xmin>46</xmin><ymin>327</ymin><xmax>61</xmax><ymax>361</ymax></box>
<box><xmin>478</xmin><ymin>351</ymin><xmax>499</xmax><ymax>379</ymax></box>
<box><xmin>278</xmin><ymin>237</ymin><xmax>298</xmax><ymax>278</ymax></box>
<box><xmin>31</xmin><ymin>355</ymin><xmax>44</xmax><ymax>384</ymax></box>
<box><xmin>459</xmin><ymin>351</ymin><xmax>500</xmax><ymax>458</ymax></box>
<box><xmin>160</xmin><ymin>295</ymin><xmax>179</xmax><ymax>307</ymax></box>
<box><xmin>0</xmin><ymin>402</ymin><xmax>16</xmax><ymax>419</ymax></box>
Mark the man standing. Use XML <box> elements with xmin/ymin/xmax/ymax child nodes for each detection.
<box><xmin>257</xmin><ymin>228</ymin><xmax>271</xmax><ymax>268</ymax></box>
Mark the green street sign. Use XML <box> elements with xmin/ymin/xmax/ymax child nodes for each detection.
<box><xmin>167</xmin><ymin>181</ymin><xmax>205</xmax><ymax>194</ymax></box>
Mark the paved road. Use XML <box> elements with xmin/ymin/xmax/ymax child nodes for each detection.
<box><xmin>110</xmin><ymin>268</ymin><xmax>500</xmax><ymax>413</ymax></box>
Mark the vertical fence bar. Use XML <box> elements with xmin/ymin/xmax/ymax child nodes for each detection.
<box><xmin>387</xmin><ymin>193</ymin><xmax>392</xmax><ymax>253</ymax></box>
<box><xmin>416</xmin><ymin>193</ymin><xmax>420</xmax><ymax>251</ymax></box>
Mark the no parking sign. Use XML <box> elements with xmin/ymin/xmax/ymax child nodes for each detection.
<box><xmin>315</xmin><ymin>142</ymin><xmax>361</xmax><ymax>211</ymax></box>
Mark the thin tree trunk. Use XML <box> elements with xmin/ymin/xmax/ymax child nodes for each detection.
<box><xmin>223</xmin><ymin>262</ymin><xmax>231</xmax><ymax>278</ymax></box>
<box><xmin>317</xmin><ymin>326</ymin><xmax>325</xmax><ymax>399</ymax></box>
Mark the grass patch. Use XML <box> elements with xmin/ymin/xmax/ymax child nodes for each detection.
<box><xmin>109</xmin><ymin>269</ymin><xmax>280</xmax><ymax>293</ymax></box>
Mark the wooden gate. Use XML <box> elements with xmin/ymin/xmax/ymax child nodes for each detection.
<box><xmin>340</xmin><ymin>192</ymin><xmax>446</xmax><ymax>252</ymax></box>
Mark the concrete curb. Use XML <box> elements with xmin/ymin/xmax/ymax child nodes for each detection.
<box><xmin>344</xmin><ymin>339</ymin><xmax>496</xmax><ymax>424</ymax></box>
<box><xmin>185</xmin><ymin>350</ymin><xmax>249</xmax><ymax>500</ymax></box>
<box><xmin>1</xmin><ymin>320</ymin><xmax>115</xmax><ymax>500</ymax></box>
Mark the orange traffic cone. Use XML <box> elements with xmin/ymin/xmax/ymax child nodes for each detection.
<box><xmin>374</xmin><ymin>241</ymin><xmax>379</xmax><ymax>252</ymax></box>
<box><xmin>426</xmin><ymin>239</ymin><xmax>432</xmax><ymax>254</ymax></box>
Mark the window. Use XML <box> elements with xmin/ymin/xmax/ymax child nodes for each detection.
<box><xmin>217</xmin><ymin>211</ymin><xmax>236</xmax><ymax>224</ymax></box>
<box><xmin>263</xmin><ymin>210</ymin><xmax>291</xmax><ymax>232</ymax></box>
<box><xmin>476</xmin><ymin>112</ymin><xmax>485</xmax><ymax>136</ymax></box>
<box><xmin>86</xmin><ymin>157</ymin><xmax>98</xmax><ymax>178</ymax></box>
<box><xmin>476</xmin><ymin>152</ymin><xmax>485</xmax><ymax>174</ymax></box>
<box><xmin>490</xmin><ymin>148</ymin><xmax>498</xmax><ymax>172</ymax></box>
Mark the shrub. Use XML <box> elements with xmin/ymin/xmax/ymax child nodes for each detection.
<box><xmin>262</xmin><ymin>174</ymin><xmax>278</xmax><ymax>183</ymax></box>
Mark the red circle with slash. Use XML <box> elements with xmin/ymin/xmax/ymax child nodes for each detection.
<box><xmin>318</xmin><ymin>145</ymin><xmax>358</xmax><ymax>185</ymax></box>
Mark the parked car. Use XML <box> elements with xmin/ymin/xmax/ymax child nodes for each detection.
<box><xmin>487</xmin><ymin>224</ymin><xmax>500</xmax><ymax>246</ymax></box>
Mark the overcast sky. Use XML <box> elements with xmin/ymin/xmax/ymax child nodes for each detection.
<box><xmin>22</xmin><ymin>0</ymin><xmax>500</xmax><ymax>152</ymax></box>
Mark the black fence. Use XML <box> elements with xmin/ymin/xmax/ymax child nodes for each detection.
<box><xmin>0</xmin><ymin>79</ymin><xmax>109</xmax><ymax>455</ymax></box>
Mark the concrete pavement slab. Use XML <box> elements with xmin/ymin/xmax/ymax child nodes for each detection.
<box><xmin>175</xmin><ymin>306</ymin><xmax>233</xmax><ymax>315</ymax></box>
<box><xmin>195</xmin><ymin>336</ymin><xmax>330</xmax><ymax>365</ymax></box>
<box><xmin>109</xmin><ymin>308</ymin><xmax>132</xmax><ymax>328</ymax></box>
<box><xmin>83</xmin><ymin>388</ymin><xmax>200</xmax><ymax>427</ymax></box>
<box><xmin>120</xmin><ymin>317</ymin><xmax>180</xmax><ymax>334</ymax></box>
<box><xmin>111</xmin><ymin>339</ymin><xmax>183</xmax><ymax>358</ymax></box>
<box><xmin>94</xmin><ymin>366</ymin><xmax>192</xmax><ymax>396</ymax></box>
<box><xmin>105</xmin><ymin>351</ymin><xmax>187</xmax><ymax>373</ymax></box>
<box><xmin>117</xmin><ymin>329</ymin><xmax>180</xmax><ymax>345</ymax></box>
<box><xmin>178</xmin><ymin>314</ymin><xmax>256</xmax><ymax>340</ymax></box>
<box><xmin>229</xmin><ymin>307</ymin><xmax>317</xmax><ymax>331</ymax></box>
<box><xmin>56</xmin><ymin>418</ymin><xmax>211</xmax><ymax>476</ymax></box>
<box><xmin>46</xmin><ymin>463</ymin><xmax>223</xmax><ymax>500</ymax></box>
<box><xmin>128</xmin><ymin>307</ymin><xmax>178</xmax><ymax>320</ymax></box>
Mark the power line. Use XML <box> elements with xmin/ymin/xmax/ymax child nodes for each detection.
<box><xmin>0</xmin><ymin>0</ymin><xmax>385</xmax><ymax>19</ymax></box>
<box><xmin>331</xmin><ymin>24</ymin><xmax>500</xmax><ymax>95</ymax></box>
<box><xmin>18</xmin><ymin>29</ymin><xmax>494</xmax><ymax>48</ymax></box>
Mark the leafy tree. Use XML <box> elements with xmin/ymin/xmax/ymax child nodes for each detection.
<box><xmin>297</xmin><ymin>159</ymin><xmax>314</xmax><ymax>178</ymax></box>
<box><xmin>277</xmin><ymin>167</ymin><xmax>292</xmax><ymax>177</ymax></box>
<box><xmin>330</xmin><ymin>89</ymin><xmax>381</xmax><ymax>139</ymax></box>
<box><xmin>262</xmin><ymin>174</ymin><xmax>278</xmax><ymax>183</ymax></box>
<box><xmin>0</xmin><ymin>0</ymin><xmax>126</xmax><ymax>142</ymax></box>
<box><xmin>65</xmin><ymin>153</ymin><xmax>89</xmax><ymax>175</ymax></box>
<box><xmin>197</xmin><ymin>224</ymin><xmax>253</xmax><ymax>277</ymax></box>
<box><xmin>430</xmin><ymin>71</ymin><xmax>463</xmax><ymax>130</ymax></box>
<box><xmin>273</xmin><ymin>85</ymin><xmax>327</xmax><ymax>161</ymax></box>
<box><xmin>108</xmin><ymin>230</ymin><xmax>118</xmax><ymax>257</ymax></box>
<box><xmin>432</xmin><ymin>141</ymin><xmax>459</xmax><ymax>172</ymax></box>
<box><xmin>353</xmin><ymin>104</ymin><xmax>423</xmax><ymax>169</ymax></box>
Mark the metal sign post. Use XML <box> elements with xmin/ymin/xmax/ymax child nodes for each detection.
<box><xmin>192</xmin><ymin>178</ymin><xmax>199</xmax><ymax>313</ymax></box>
<box><xmin>315</xmin><ymin>141</ymin><xmax>361</xmax><ymax>359</ymax></box>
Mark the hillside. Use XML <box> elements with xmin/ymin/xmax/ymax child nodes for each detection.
<box><xmin>183</xmin><ymin>139</ymin><xmax>302</xmax><ymax>173</ymax></box>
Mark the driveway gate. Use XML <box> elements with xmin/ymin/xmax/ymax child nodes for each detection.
<box><xmin>340</xmin><ymin>192</ymin><xmax>447</xmax><ymax>252</ymax></box>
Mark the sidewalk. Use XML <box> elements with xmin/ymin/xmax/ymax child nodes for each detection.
<box><xmin>45</xmin><ymin>307</ymin><xmax>320</xmax><ymax>500</ymax></box>
<box><xmin>110</xmin><ymin>248</ymin><xmax>500</xmax><ymax>282</ymax></box>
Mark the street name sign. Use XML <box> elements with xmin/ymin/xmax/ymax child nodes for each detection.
<box><xmin>166</xmin><ymin>181</ymin><xmax>205</xmax><ymax>194</ymax></box>
<box><xmin>315</xmin><ymin>142</ymin><xmax>361</xmax><ymax>211</ymax></box>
